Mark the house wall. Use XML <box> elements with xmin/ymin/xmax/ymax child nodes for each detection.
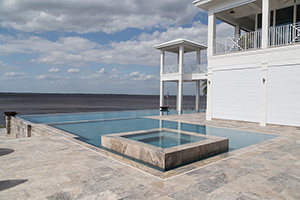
<box><xmin>208</xmin><ymin>44</ymin><xmax>300</xmax><ymax>127</ymax></box>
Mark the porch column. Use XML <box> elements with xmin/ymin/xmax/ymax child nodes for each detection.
<box><xmin>206</xmin><ymin>70</ymin><xmax>213</xmax><ymax>121</ymax></box>
<box><xmin>197</xmin><ymin>49</ymin><xmax>201</xmax><ymax>73</ymax></box>
<box><xmin>262</xmin><ymin>0</ymin><xmax>270</xmax><ymax>48</ymax></box>
<box><xmin>177</xmin><ymin>80</ymin><xmax>183</xmax><ymax>114</ymax></box>
<box><xmin>207</xmin><ymin>10</ymin><xmax>216</xmax><ymax>57</ymax></box>
<box><xmin>160</xmin><ymin>50</ymin><xmax>165</xmax><ymax>76</ymax></box>
<box><xmin>207</xmin><ymin>10</ymin><xmax>215</xmax><ymax>120</ymax></box>
<box><xmin>196</xmin><ymin>81</ymin><xmax>200</xmax><ymax>110</ymax></box>
<box><xmin>160</xmin><ymin>80</ymin><xmax>164</xmax><ymax>108</ymax></box>
<box><xmin>196</xmin><ymin>49</ymin><xmax>201</xmax><ymax>110</ymax></box>
<box><xmin>159</xmin><ymin>50</ymin><xmax>165</xmax><ymax>108</ymax></box>
<box><xmin>177</xmin><ymin>45</ymin><xmax>184</xmax><ymax>113</ymax></box>
<box><xmin>235</xmin><ymin>23</ymin><xmax>241</xmax><ymax>36</ymax></box>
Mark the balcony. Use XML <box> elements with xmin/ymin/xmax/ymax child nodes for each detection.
<box><xmin>215</xmin><ymin>22</ymin><xmax>300</xmax><ymax>55</ymax></box>
<box><xmin>163</xmin><ymin>64</ymin><xmax>207</xmax><ymax>74</ymax></box>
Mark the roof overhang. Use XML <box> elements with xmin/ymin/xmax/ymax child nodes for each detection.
<box><xmin>153</xmin><ymin>38</ymin><xmax>207</xmax><ymax>53</ymax></box>
<box><xmin>193</xmin><ymin>0</ymin><xmax>258</xmax><ymax>13</ymax></box>
<box><xmin>193</xmin><ymin>0</ymin><xmax>213</xmax><ymax>11</ymax></box>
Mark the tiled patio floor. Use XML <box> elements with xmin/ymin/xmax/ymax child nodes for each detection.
<box><xmin>1</xmin><ymin>113</ymin><xmax>300</xmax><ymax>199</ymax></box>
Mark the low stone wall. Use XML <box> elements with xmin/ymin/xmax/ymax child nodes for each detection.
<box><xmin>7</xmin><ymin>116</ymin><xmax>51</xmax><ymax>138</ymax></box>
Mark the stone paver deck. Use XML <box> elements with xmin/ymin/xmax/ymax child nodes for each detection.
<box><xmin>1</xmin><ymin>113</ymin><xmax>300</xmax><ymax>199</ymax></box>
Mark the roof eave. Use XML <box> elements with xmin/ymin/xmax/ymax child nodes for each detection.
<box><xmin>193</xmin><ymin>0</ymin><xmax>213</xmax><ymax>11</ymax></box>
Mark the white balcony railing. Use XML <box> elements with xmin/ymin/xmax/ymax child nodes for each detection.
<box><xmin>215</xmin><ymin>22</ymin><xmax>300</xmax><ymax>55</ymax></box>
<box><xmin>184</xmin><ymin>64</ymin><xmax>207</xmax><ymax>74</ymax></box>
<box><xmin>269</xmin><ymin>22</ymin><xmax>300</xmax><ymax>46</ymax></box>
<box><xmin>163</xmin><ymin>64</ymin><xmax>207</xmax><ymax>74</ymax></box>
<box><xmin>215</xmin><ymin>30</ymin><xmax>262</xmax><ymax>54</ymax></box>
<box><xmin>164</xmin><ymin>64</ymin><xmax>179</xmax><ymax>74</ymax></box>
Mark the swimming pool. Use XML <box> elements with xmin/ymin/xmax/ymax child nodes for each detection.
<box><xmin>19</xmin><ymin>110</ymin><xmax>277</xmax><ymax>152</ymax></box>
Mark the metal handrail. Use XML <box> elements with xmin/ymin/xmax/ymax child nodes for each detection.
<box><xmin>215</xmin><ymin>30</ymin><xmax>262</xmax><ymax>54</ymax></box>
<box><xmin>215</xmin><ymin>22</ymin><xmax>300</xmax><ymax>54</ymax></box>
<box><xmin>163</xmin><ymin>64</ymin><xmax>207</xmax><ymax>74</ymax></box>
<box><xmin>269</xmin><ymin>22</ymin><xmax>300</xmax><ymax>46</ymax></box>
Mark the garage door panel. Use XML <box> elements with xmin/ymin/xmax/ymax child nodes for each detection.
<box><xmin>212</xmin><ymin>68</ymin><xmax>261</xmax><ymax>122</ymax></box>
<box><xmin>267</xmin><ymin>65</ymin><xmax>300</xmax><ymax>126</ymax></box>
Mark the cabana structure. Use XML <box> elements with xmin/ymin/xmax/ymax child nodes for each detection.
<box><xmin>154</xmin><ymin>39</ymin><xmax>207</xmax><ymax>113</ymax></box>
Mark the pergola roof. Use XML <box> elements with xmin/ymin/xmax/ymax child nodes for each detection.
<box><xmin>154</xmin><ymin>38</ymin><xmax>207</xmax><ymax>53</ymax></box>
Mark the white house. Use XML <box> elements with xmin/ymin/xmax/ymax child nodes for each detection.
<box><xmin>192</xmin><ymin>0</ymin><xmax>300</xmax><ymax>127</ymax></box>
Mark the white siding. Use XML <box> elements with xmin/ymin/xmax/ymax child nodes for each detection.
<box><xmin>212</xmin><ymin>68</ymin><xmax>261</xmax><ymax>122</ymax></box>
<box><xmin>267</xmin><ymin>65</ymin><xmax>300</xmax><ymax>127</ymax></box>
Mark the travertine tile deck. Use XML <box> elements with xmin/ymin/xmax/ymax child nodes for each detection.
<box><xmin>1</xmin><ymin>113</ymin><xmax>300</xmax><ymax>199</ymax></box>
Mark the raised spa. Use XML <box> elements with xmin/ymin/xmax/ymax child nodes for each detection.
<box><xmin>101</xmin><ymin>129</ymin><xmax>229</xmax><ymax>170</ymax></box>
<box><xmin>122</xmin><ymin>130</ymin><xmax>207</xmax><ymax>149</ymax></box>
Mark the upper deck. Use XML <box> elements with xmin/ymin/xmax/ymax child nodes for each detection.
<box><xmin>194</xmin><ymin>0</ymin><xmax>300</xmax><ymax>56</ymax></box>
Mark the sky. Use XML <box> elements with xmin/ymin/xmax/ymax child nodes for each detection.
<box><xmin>0</xmin><ymin>0</ymin><xmax>233</xmax><ymax>95</ymax></box>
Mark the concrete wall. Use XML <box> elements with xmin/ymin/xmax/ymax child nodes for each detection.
<box><xmin>207</xmin><ymin>44</ymin><xmax>300</xmax><ymax>127</ymax></box>
<box><xmin>8</xmin><ymin>116</ymin><xmax>50</xmax><ymax>138</ymax></box>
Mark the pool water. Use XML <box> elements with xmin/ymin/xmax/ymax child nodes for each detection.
<box><xmin>122</xmin><ymin>130</ymin><xmax>206</xmax><ymax>148</ymax></box>
<box><xmin>19</xmin><ymin>110</ymin><xmax>278</xmax><ymax>151</ymax></box>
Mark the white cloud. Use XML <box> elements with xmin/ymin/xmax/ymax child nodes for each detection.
<box><xmin>49</xmin><ymin>68</ymin><xmax>60</xmax><ymax>72</ymax></box>
<box><xmin>0</xmin><ymin>22</ymin><xmax>233</xmax><ymax>67</ymax></box>
<box><xmin>2</xmin><ymin>71</ymin><xmax>29</xmax><ymax>79</ymax></box>
<box><xmin>0</xmin><ymin>0</ymin><xmax>199</xmax><ymax>34</ymax></box>
<box><xmin>110</xmin><ymin>74</ymin><xmax>119</xmax><ymax>79</ymax></box>
<box><xmin>112</xmin><ymin>68</ymin><xmax>121</xmax><ymax>74</ymax></box>
<box><xmin>36</xmin><ymin>74</ymin><xmax>70</xmax><ymax>80</ymax></box>
<box><xmin>129</xmin><ymin>71</ymin><xmax>156</xmax><ymax>81</ymax></box>
<box><xmin>79</xmin><ymin>74</ymin><xmax>102</xmax><ymax>79</ymax></box>
<box><xmin>67</xmin><ymin>68</ymin><xmax>80</xmax><ymax>73</ymax></box>
<box><xmin>98</xmin><ymin>68</ymin><xmax>105</xmax><ymax>74</ymax></box>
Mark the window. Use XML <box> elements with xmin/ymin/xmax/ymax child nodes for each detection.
<box><xmin>276</xmin><ymin>6</ymin><xmax>293</xmax><ymax>26</ymax></box>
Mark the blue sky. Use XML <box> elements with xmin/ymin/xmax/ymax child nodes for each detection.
<box><xmin>0</xmin><ymin>0</ymin><xmax>232</xmax><ymax>95</ymax></box>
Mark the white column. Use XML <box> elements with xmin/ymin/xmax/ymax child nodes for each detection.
<box><xmin>159</xmin><ymin>50</ymin><xmax>165</xmax><ymax>108</ymax></box>
<box><xmin>177</xmin><ymin>45</ymin><xmax>184</xmax><ymax>113</ymax></box>
<box><xmin>262</xmin><ymin>0</ymin><xmax>270</xmax><ymax>49</ymax></box>
<box><xmin>160</xmin><ymin>50</ymin><xmax>165</xmax><ymax>76</ymax></box>
<box><xmin>160</xmin><ymin>80</ymin><xmax>164</xmax><ymax>108</ymax></box>
<box><xmin>206</xmin><ymin>70</ymin><xmax>213</xmax><ymax>121</ymax></box>
<box><xmin>294</xmin><ymin>4</ymin><xmax>297</xmax><ymax>24</ymax></box>
<box><xmin>235</xmin><ymin>23</ymin><xmax>241</xmax><ymax>36</ymax></box>
<box><xmin>260</xmin><ymin>62</ymin><xmax>268</xmax><ymax>126</ymax></box>
<box><xmin>196</xmin><ymin>50</ymin><xmax>201</xmax><ymax>110</ymax></box>
<box><xmin>197</xmin><ymin>49</ymin><xmax>201</xmax><ymax>73</ymax></box>
<box><xmin>196</xmin><ymin>81</ymin><xmax>200</xmax><ymax>110</ymax></box>
<box><xmin>177</xmin><ymin>80</ymin><xmax>183</xmax><ymax>114</ymax></box>
<box><xmin>207</xmin><ymin>10</ymin><xmax>216</xmax><ymax>57</ymax></box>
<box><xmin>178</xmin><ymin>45</ymin><xmax>184</xmax><ymax>74</ymax></box>
<box><xmin>206</xmin><ymin>10</ymin><xmax>215</xmax><ymax>120</ymax></box>
<box><xmin>255</xmin><ymin>14</ymin><xmax>258</xmax><ymax>31</ymax></box>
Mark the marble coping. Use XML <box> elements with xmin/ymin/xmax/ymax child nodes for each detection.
<box><xmin>101</xmin><ymin>128</ymin><xmax>229</xmax><ymax>170</ymax></box>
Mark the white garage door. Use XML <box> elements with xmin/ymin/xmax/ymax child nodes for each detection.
<box><xmin>267</xmin><ymin>65</ymin><xmax>300</xmax><ymax>127</ymax></box>
<box><xmin>212</xmin><ymin>68</ymin><xmax>261</xmax><ymax>122</ymax></box>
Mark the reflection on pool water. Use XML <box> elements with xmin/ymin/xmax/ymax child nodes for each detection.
<box><xmin>20</xmin><ymin>109</ymin><xmax>199</xmax><ymax>124</ymax></box>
